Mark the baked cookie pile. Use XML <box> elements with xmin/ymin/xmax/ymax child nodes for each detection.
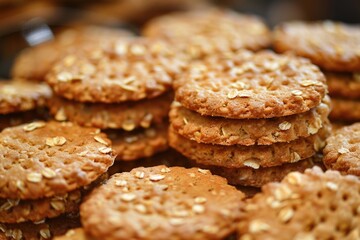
<box><xmin>170</xmin><ymin>50</ymin><xmax>331</xmax><ymax>187</ymax></box>
<box><xmin>0</xmin><ymin>121</ymin><xmax>115</xmax><ymax>239</ymax></box>
<box><xmin>273</xmin><ymin>21</ymin><xmax>360</xmax><ymax>122</ymax></box>
<box><xmin>45</xmin><ymin>37</ymin><xmax>187</xmax><ymax>161</ymax></box>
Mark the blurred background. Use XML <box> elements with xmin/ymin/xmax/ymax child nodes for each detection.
<box><xmin>0</xmin><ymin>0</ymin><xmax>359</xmax><ymax>78</ymax></box>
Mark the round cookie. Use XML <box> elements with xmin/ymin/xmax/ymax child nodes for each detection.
<box><xmin>237</xmin><ymin>167</ymin><xmax>360</xmax><ymax>240</ymax></box>
<box><xmin>142</xmin><ymin>8</ymin><xmax>270</xmax><ymax>59</ymax></box>
<box><xmin>170</xmin><ymin>97</ymin><xmax>330</xmax><ymax>146</ymax></box>
<box><xmin>0</xmin><ymin>121</ymin><xmax>115</xmax><ymax>200</ymax></box>
<box><xmin>323</xmin><ymin>123</ymin><xmax>360</xmax><ymax>177</ymax></box>
<box><xmin>174</xmin><ymin>50</ymin><xmax>326</xmax><ymax>119</ymax></box>
<box><xmin>49</xmin><ymin>93</ymin><xmax>172</xmax><ymax>130</ymax></box>
<box><xmin>0</xmin><ymin>190</ymin><xmax>80</xmax><ymax>224</ymax></box>
<box><xmin>81</xmin><ymin>166</ymin><xmax>245</xmax><ymax>240</ymax></box>
<box><xmin>105</xmin><ymin>124</ymin><xmax>168</xmax><ymax>161</ymax></box>
<box><xmin>329</xmin><ymin>98</ymin><xmax>360</xmax><ymax>122</ymax></box>
<box><xmin>204</xmin><ymin>155</ymin><xmax>323</xmax><ymax>187</ymax></box>
<box><xmin>169</xmin><ymin>124</ymin><xmax>330</xmax><ymax>168</ymax></box>
<box><xmin>326</xmin><ymin>72</ymin><xmax>360</xmax><ymax>99</ymax></box>
<box><xmin>0</xmin><ymin>81</ymin><xmax>52</xmax><ymax>115</ymax></box>
<box><xmin>273</xmin><ymin>21</ymin><xmax>360</xmax><ymax>72</ymax></box>
<box><xmin>46</xmin><ymin>38</ymin><xmax>187</xmax><ymax>103</ymax></box>
<box><xmin>0</xmin><ymin>214</ymin><xmax>81</xmax><ymax>240</ymax></box>
<box><xmin>12</xmin><ymin>26</ymin><xmax>133</xmax><ymax>82</ymax></box>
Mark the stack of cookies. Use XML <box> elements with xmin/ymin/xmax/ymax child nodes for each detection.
<box><xmin>273</xmin><ymin>21</ymin><xmax>360</xmax><ymax>122</ymax></box>
<box><xmin>0</xmin><ymin>121</ymin><xmax>114</xmax><ymax>239</ymax></box>
<box><xmin>142</xmin><ymin>8</ymin><xmax>271</xmax><ymax>59</ymax></box>
<box><xmin>46</xmin><ymin>37</ymin><xmax>187</xmax><ymax>161</ymax></box>
<box><xmin>170</xmin><ymin>50</ymin><xmax>330</xmax><ymax>187</ymax></box>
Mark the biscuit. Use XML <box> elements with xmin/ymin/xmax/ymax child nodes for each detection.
<box><xmin>53</xmin><ymin>228</ymin><xmax>88</xmax><ymax>240</ymax></box>
<box><xmin>170</xmin><ymin>97</ymin><xmax>330</xmax><ymax>146</ymax></box>
<box><xmin>0</xmin><ymin>121</ymin><xmax>115</xmax><ymax>200</ymax></box>
<box><xmin>329</xmin><ymin>98</ymin><xmax>360</xmax><ymax>122</ymax></box>
<box><xmin>81</xmin><ymin>166</ymin><xmax>245</xmax><ymax>240</ymax></box>
<box><xmin>174</xmin><ymin>50</ymin><xmax>326</xmax><ymax>119</ymax></box>
<box><xmin>323</xmin><ymin>123</ymin><xmax>360</xmax><ymax>177</ymax></box>
<box><xmin>169</xmin><ymin>124</ymin><xmax>329</xmax><ymax>168</ymax></box>
<box><xmin>203</xmin><ymin>155</ymin><xmax>323</xmax><ymax>187</ymax></box>
<box><xmin>0</xmin><ymin>214</ymin><xmax>80</xmax><ymax>240</ymax></box>
<box><xmin>0</xmin><ymin>190</ymin><xmax>80</xmax><ymax>224</ymax></box>
<box><xmin>326</xmin><ymin>72</ymin><xmax>360</xmax><ymax>99</ymax></box>
<box><xmin>238</xmin><ymin>167</ymin><xmax>360</xmax><ymax>240</ymax></box>
<box><xmin>273</xmin><ymin>21</ymin><xmax>360</xmax><ymax>72</ymax></box>
<box><xmin>49</xmin><ymin>93</ymin><xmax>171</xmax><ymax>130</ymax></box>
<box><xmin>142</xmin><ymin>8</ymin><xmax>271</xmax><ymax>58</ymax></box>
<box><xmin>0</xmin><ymin>81</ymin><xmax>51</xmax><ymax>114</ymax></box>
<box><xmin>105</xmin><ymin>124</ymin><xmax>168</xmax><ymax>161</ymax></box>
<box><xmin>46</xmin><ymin>38</ymin><xmax>187</xmax><ymax>103</ymax></box>
<box><xmin>12</xmin><ymin>26</ymin><xmax>133</xmax><ymax>82</ymax></box>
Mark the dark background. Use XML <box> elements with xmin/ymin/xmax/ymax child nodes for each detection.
<box><xmin>0</xmin><ymin>0</ymin><xmax>359</xmax><ymax>78</ymax></box>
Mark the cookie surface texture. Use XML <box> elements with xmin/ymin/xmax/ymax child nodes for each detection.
<box><xmin>174</xmin><ymin>50</ymin><xmax>326</xmax><ymax>119</ymax></box>
<box><xmin>143</xmin><ymin>8</ymin><xmax>270</xmax><ymax>58</ymax></box>
<box><xmin>238</xmin><ymin>167</ymin><xmax>360</xmax><ymax>240</ymax></box>
<box><xmin>46</xmin><ymin>38</ymin><xmax>187</xmax><ymax>103</ymax></box>
<box><xmin>0</xmin><ymin>121</ymin><xmax>115</xmax><ymax>199</ymax></box>
<box><xmin>12</xmin><ymin>26</ymin><xmax>133</xmax><ymax>81</ymax></box>
<box><xmin>81</xmin><ymin>165</ymin><xmax>245</xmax><ymax>240</ymax></box>
<box><xmin>273</xmin><ymin>21</ymin><xmax>360</xmax><ymax>72</ymax></box>
<box><xmin>323</xmin><ymin>123</ymin><xmax>360</xmax><ymax>176</ymax></box>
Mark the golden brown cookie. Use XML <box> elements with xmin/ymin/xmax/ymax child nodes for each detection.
<box><xmin>0</xmin><ymin>81</ymin><xmax>51</xmax><ymax>115</ymax></box>
<box><xmin>105</xmin><ymin>124</ymin><xmax>168</xmax><ymax>161</ymax></box>
<box><xmin>170</xmin><ymin>97</ymin><xmax>330</xmax><ymax>146</ymax></box>
<box><xmin>49</xmin><ymin>93</ymin><xmax>172</xmax><ymax>130</ymax></box>
<box><xmin>323</xmin><ymin>123</ymin><xmax>360</xmax><ymax>177</ymax></box>
<box><xmin>204</xmin><ymin>155</ymin><xmax>323</xmax><ymax>187</ymax></box>
<box><xmin>0</xmin><ymin>190</ymin><xmax>80</xmax><ymax>224</ymax></box>
<box><xmin>273</xmin><ymin>21</ymin><xmax>360</xmax><ymax>72</ymax></box>
<box><xmin>54</xmin><ymin>228</ymin><xmax>88</xmax><ymax>240</ymax></box>
<box><xmin>238</xmin><ymin>167</ymin><xmax>360</xmax><ymax>240</ymax></box>
<box><xmin>0</xmin><ymin>214</ymin><xmax>81</xmax><ymax>240</ymax></box>
<box><xmin>12</xmin><ymin>26</ymin><xmax>133</xmax><ymax>82</ymax></box>
<box><xmin>46</xmin><ymin>38</ymin><xmax>187</xmax><ymax>103</ymax></box>
<box><xmin>329</xmin><ymin>98</ymin><xmax>360</xmax><ymax>122</ymax></box>
<box><xmin>81</xmin><ymin>166</ymin><xmax>245</xmax><ymax>240</ymax></box>
<box><xmin>169</xmin><ymin>124</ymin><xmax>329</xmax><ymax>168</ymax></box>
<box><xmin>142</xmin><ymin>8</ymin><xmax>270</xmax><ymax>58</ymax></box>
<box><xmin>0</xmin><ymin>121</ymin><xmax>115</xmax><ymax>200</ymax></box>
<box><xmin>326</xmin><ymin>72</ymin><xmax>360</xmax><ymax>99</ymax></box>
<box><xmin>174</xmin><ymin>50</ymin><xmax>326</xmax><ymax>119</ymax></box>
